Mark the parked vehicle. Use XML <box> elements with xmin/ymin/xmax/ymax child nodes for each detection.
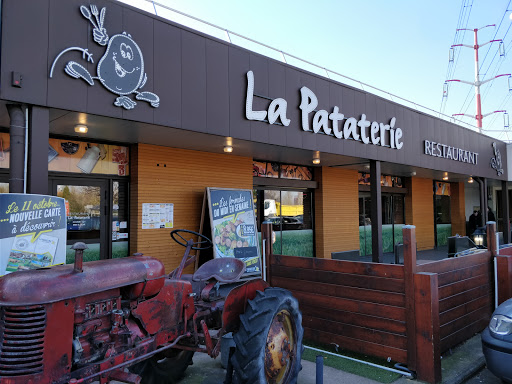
<box><xmin>0</xmin><ymin>229</ymin><xmax>303</xmax><ymax>384</ymax></box>
<box><xmin>482</xmin><ymin>298</ymin><xmax>512</xmax><ymax>383</ymax></box>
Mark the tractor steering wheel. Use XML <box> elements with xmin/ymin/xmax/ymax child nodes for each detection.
<box><xmin>170</xmin><ymin>229</ymin><xmax>212</xmax><ymax>251</ymax></box>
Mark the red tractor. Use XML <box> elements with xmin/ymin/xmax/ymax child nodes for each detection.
<box><xmin>0</xmin><ymin>229</ymin><xmax>303</xmax><ymax>384</ymax></box>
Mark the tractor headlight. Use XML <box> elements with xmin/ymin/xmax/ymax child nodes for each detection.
<box><xmin>489</xmin><ymin>314</ymin><xmax>512</xmax><ymax>335</ymax></box>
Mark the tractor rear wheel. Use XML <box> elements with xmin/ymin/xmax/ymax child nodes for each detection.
<box><xmin>231</xmin><ymin>287</ymin><xmax>303</xmax><ymax>384</ymax></box>
<box><xmin>129</xmin><ymin>348</ymin><xmax>194</xmax><ymax>384</ymax></box>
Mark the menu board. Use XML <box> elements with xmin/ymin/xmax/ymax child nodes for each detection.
<box><xmin>142</xmin><ymin>203</ymin><xmax>174</xmax><ymax>229</ymax></box>
<box><xmin>207</xmin><ymin>188</ymin><xmax>261</xmax><ymax>276</ymax></box>
<box><xmin>0</xmin><ymin>194</ymin><xmax>67</xmax><ymax>275</ymax></box>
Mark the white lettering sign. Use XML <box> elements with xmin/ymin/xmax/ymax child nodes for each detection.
<box><xmin>245</xmin><ymin>71</ymin><xmax>290</xmax><ymax>126</ymax></box>
<box><xmin>424</xmin><ymin>140</ymin><xmax>478</xmax><ymax>165</ymax></box>
<box><xmin>245</xmin><ymin>71</ymin><xmax>403</xmax><ymax>150</ymax></box>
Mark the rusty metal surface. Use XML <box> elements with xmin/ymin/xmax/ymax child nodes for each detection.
<box><xmin>132</xmin><ymin>280</ymin><xmax>194</xmax><ymax>335</ymax></box>
<box><xmin>192</xmin><ymin>258</ymin><xmax>246</xmax><ymax>283</ymax></box>
<box><xmin>222</xmin><ymin>279</ymin><xmax>269</xmax><ymax>332</ymax></box>
<box><xmin>265</xmin><ymin>309</ymin><xmax>295</xmax><ymax>384</ymax></box>
<box><xmin>0</xmin><ymin>256</ymin><xmax>165</xmax><ymax>306</ymax></box>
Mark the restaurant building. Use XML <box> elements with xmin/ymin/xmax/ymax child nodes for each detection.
<box><xmin>0</xmin><ymin>0</ymin><xmax>510</xmax><ymax>272</ymax></box>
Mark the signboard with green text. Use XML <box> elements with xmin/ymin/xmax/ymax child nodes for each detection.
<box><xmin>0</xmin><ymin>194</ymin><xmax>67</xmax><ymax>275</ymax></box>
<box><xmin>207</xmin><ymin>188</ymin><xmax>261</xmax><ymax>276</ymax></box>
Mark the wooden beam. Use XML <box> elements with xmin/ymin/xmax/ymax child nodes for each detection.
<box><xmin>502</xmin><ymin>181</ymin><xmax>510</xmax><ymax>244</ymax></box>
<box><xmin>496</xmin><ymin>255</ymin><xmax>512</xmax><ymax>306</ymax></box>
<box><xmin>414</xmin><ymin>272</ymin><xmax>441</xmax><ymax>384</ymax></box>
<box><xmin>403</xmin><ymin>225</ymin><xmax>418</xmax><ymax>372</ymax></box>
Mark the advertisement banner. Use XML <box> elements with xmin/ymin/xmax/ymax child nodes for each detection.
<box><xmin>0</xmin><ymin>194</ymin><xmax>67</xmax><ymax>275</ymax></box>
<box><xmin>207</xmin><ymin>188</ymin><xmax>261</xmax><ymax>276</ymax></box>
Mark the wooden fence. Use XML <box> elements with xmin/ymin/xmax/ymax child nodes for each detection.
<box><xmin>262</xmin><ymin>223</ymin><xmax>497</xmax><ymax>384</ymax></box>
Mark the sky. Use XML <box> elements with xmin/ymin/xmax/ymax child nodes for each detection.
<box><xmin>118</xmin><ymin>0</ymin><xmax>512</xmax><ymax>142</ymax></box>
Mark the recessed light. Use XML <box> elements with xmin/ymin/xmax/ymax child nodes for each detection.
<box><xmin>74</xmin><ymin>125</ymin><xmax>88</xmax><ymax>133</ymax></box>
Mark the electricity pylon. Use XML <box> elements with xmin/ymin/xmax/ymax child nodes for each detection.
<box><xmin>445</xmin><ymin>24</ymin><xmax>510</xmax><ymax>133</ymax></box>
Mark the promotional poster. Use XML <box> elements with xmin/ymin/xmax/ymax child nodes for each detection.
<box><xmin>0</xmin><ymin>194</ymin><xmax>67</xmax><ymax>275</ymax></box>
<box><xmin>207</xmin><ymin>188</ymin><xmax>261</xmax><ymax>276</ymax></box>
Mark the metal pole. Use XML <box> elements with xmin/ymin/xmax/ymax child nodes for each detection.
<box><xmin>474</xmin><ymin>29</ymin><xmax>482</xmax><ymax>131</ymax></box>
<box><xmin>316</xmin><ymin>355</ymin><xmax>323</xmax><ymax>384</ymax></box>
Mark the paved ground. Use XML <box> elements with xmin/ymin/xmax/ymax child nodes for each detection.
<box><xmin>102</xmin><ymin>332</ymin><xmax>487</xmax><ymax>384</ymax></box>
<box><xmin>178</xmin><ymin>332</ymin><xmax>487</xmax><ymax>384</ymax></box>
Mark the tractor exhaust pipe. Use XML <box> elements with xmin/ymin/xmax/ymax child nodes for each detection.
<box><xmin>71</xmin><ymin>242</ymin><xmax>88</xmax><ymax>273</ymax></box>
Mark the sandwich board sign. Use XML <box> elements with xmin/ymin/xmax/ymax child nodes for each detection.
<box><xmin>206</xmin><ymin>188</ymin><xmax>261</xmax><ymax>276</ymax></box>
<box><xmin>0</xmin><ymin>194</ymin><xmax>67</xmax><ymax>275</ymax></box>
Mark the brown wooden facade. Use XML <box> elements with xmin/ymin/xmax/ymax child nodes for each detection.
<box><xmin>0</xmin><ymin>1</ymin><xmax>510</xmax><ymax>383</ymax></box>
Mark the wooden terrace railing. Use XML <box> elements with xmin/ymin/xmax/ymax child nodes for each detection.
<box><xmin>262</xmin><ymin>223</ymin><xmax>498</xmax><ymax>384</ymax></box>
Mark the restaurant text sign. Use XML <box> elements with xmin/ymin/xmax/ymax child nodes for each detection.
<box><xmin>245</xmin><ymin>71</ymin><xmax>403</xmax><ymax>150</ymax></box>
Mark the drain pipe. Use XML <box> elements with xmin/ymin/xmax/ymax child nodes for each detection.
<box><xmin>7</xmin><ymin>104</ymin><xmax>26</xmax><ymax>193</ymax></box>
<box><xmin>304</xmin><ymin>345</ymin><xmax>415</xmax><ymax>378</ymax></box>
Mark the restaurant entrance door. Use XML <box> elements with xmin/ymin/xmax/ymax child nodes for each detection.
<box><xmin>50</xmin><ymin>177</ymin><xmax>108</xmax><ymax>262</ymax></box>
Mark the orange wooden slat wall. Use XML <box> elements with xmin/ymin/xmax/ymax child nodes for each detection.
<box><xmin>405</xmin><ymin>177</ymin><xmax>435</xmax><ymax>250</ymax></box>
<box><xmin>130</xmin><ymin>144</ymin><xmax>253</xmax><ymax>273</ymax></box>
<box><xmin>314</xmin><ymin>167</ymin><xmax>359</xmax><ymax>259</ymax></box>
<box><xmin>450</xmin><ymin>182</ymin><xmax>466</xmax><ymax>236</ymax></box>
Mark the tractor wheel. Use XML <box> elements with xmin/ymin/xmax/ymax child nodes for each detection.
<box><xmin>129</xmin><ymin>348</ymin><xmax>194</xmax><ymax>384</ymax></box>
<box><xmin>231</xmin><ymin>287</ymin><xmax>303</xmax><ymax>384</ymax></box>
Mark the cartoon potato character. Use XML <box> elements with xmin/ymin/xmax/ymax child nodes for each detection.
<box><xmin>50</xmin><ymin>5</ymin><xmax>159</xmax><ymax>110</ymax></box>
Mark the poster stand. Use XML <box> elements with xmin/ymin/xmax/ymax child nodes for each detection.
<box><xmin>195</xmin><ymin>191</ymin><xmax>213</xmax><ymax>271</ymax></box>
<box><xmin>197</xmin><ymin>187</ymin><xmax>262</xmax><ymax>279</ymax></box>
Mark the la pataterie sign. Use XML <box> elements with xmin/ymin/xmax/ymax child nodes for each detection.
<box><xmin>245</xmin><ymin>71</ymin><xmax>404</xmax><ymax>150</ymax></box>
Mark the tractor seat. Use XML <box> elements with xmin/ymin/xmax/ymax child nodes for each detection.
<box><xmin>192</xmin><ymin>258</ymin><xmax>246</xmax><ymax>283</ymax></box>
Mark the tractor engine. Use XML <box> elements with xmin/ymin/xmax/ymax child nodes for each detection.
<box><xmin>0</xmin><ymin>254</ymin><xmax>192</xmax><ymax>384</ymax></box>
<box><xmin>71</xmin><ymin>290</ymin><xmax>141</xmax><ymax>367</ymax></box>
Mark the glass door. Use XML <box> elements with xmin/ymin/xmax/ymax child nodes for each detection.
<box><xmin>359</xmin><ymin>193</ymin><xmax>405</xmax><ymax>256</ymax></box>
<box><xmin>359</xmin><ymin>193</ymin><xmax>371</xmax><ymax>256</ymax></box>
<box><xmin>434</xmin><ymin>181</ymin><xmax>451</xmax><ymax>247</ymax></box>
<box><xmin>50</xmin><ymin>178</ymin><xmax>108</xmax><ymax>263</ymax></box>
<box><xmin>382</xmin><ymin>194</ymin><xmax>405</xmax><ymax>252</ymax></box>
<box><xmin>255</xmin><ymin>188</ymin><xmax>314</xmax><ymax>257</ymax></box>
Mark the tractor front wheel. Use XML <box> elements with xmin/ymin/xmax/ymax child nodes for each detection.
<box><xmin>129</xmin><ymin>348</ymin><xmax>194</xmax><ymax>384</ymax></box>
<box><xmin>231</xmin><ymin>287</ymin><xmax>303</xmax><ymax>384</ymax></box>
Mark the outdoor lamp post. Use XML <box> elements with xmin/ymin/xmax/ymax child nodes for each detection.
<box><xmin>473</xmin><ymin>227</ymin><xmax>485</xmax><ymax>248</ymax></box>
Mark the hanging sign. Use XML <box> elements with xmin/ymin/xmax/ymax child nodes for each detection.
<box><xmin>0</xmin><ymin>194</ymin><xmax>67</xmax><ymax>275</ymax></box>
<box><xmin>207</xmin><ymin>188</ymin><xmax>261</xmax><ymax>276</ymax></box>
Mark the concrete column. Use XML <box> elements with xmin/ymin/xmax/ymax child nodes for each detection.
<box><xmin>27</xmin><ymin>106</ymin><xmax>49</xmax><ymax>194</ymax></box>
<box><xmin>370</xmin><ymin>160</ymin><xmax>383</xmax><ymax>262</ymax></box>
<box><xmin>7</xmin><ymin>104</ymin><xmax>25</xmax><ymax>193</ymax></box>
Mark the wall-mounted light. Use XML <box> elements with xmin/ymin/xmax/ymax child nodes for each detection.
<box><xmin>223</xmin><ymin>136</ymin><xmax>233</xmax><ymax>153</ymax></box>
<box><xmin>468</xmin><ymin>176</ymin><xmax>474</xmax><ymax>183</ymax></box>
<box><xmin>442</xmin><ymin>172</ymin><xmax>449</xmax><ymax>181</ymax></box>
<box><xmin>312</xmin><ymin>151</ymin><xmax>320</xmax><ymax>165</ymax></box>
<box><xmin>74</xmin><ymin>124</ymin><xmax>88</xmax><ymax>134</ymax></box>
<box><xmin>410</xmin><ymin>171</ymin><xmax>417</xmax><ymax>176</ymax></box>
<box><xmin>364</xmin><ymin>164</ymin><xmax>370</xmax><ymax>170</ymax></box>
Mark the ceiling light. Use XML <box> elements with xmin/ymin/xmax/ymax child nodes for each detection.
<box><xmin>312</xmin><ymin>151</ymin><xmax>320</xmax><ymax>165</ymax></box>
<box><xmin>443</xmin><ymin>176</ymin><xmax>449</xmax><ymax>181</ymax></box>
<box><xmin>364</xmin><ymin>164</ymin><xmax>370</xmax><ymax>170</ymax></box>
<box><xmin>74</xmin><ymin>124</ymin><xmax>88</xmax><ymax>133</ymax></box>
<box><xmin>468</xmin><ymin>176</ymin><xmax>474</xmax><ymax>183</ymax></box>
<box><xmin>223</xmin><ymin>145</ymin><xmax>233</xmax><ymax>153</ymax></box>
<box><xmin>410</xmin><ymin>171</ymin><xmax>416</xmax><ymax>176</ymax></box>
